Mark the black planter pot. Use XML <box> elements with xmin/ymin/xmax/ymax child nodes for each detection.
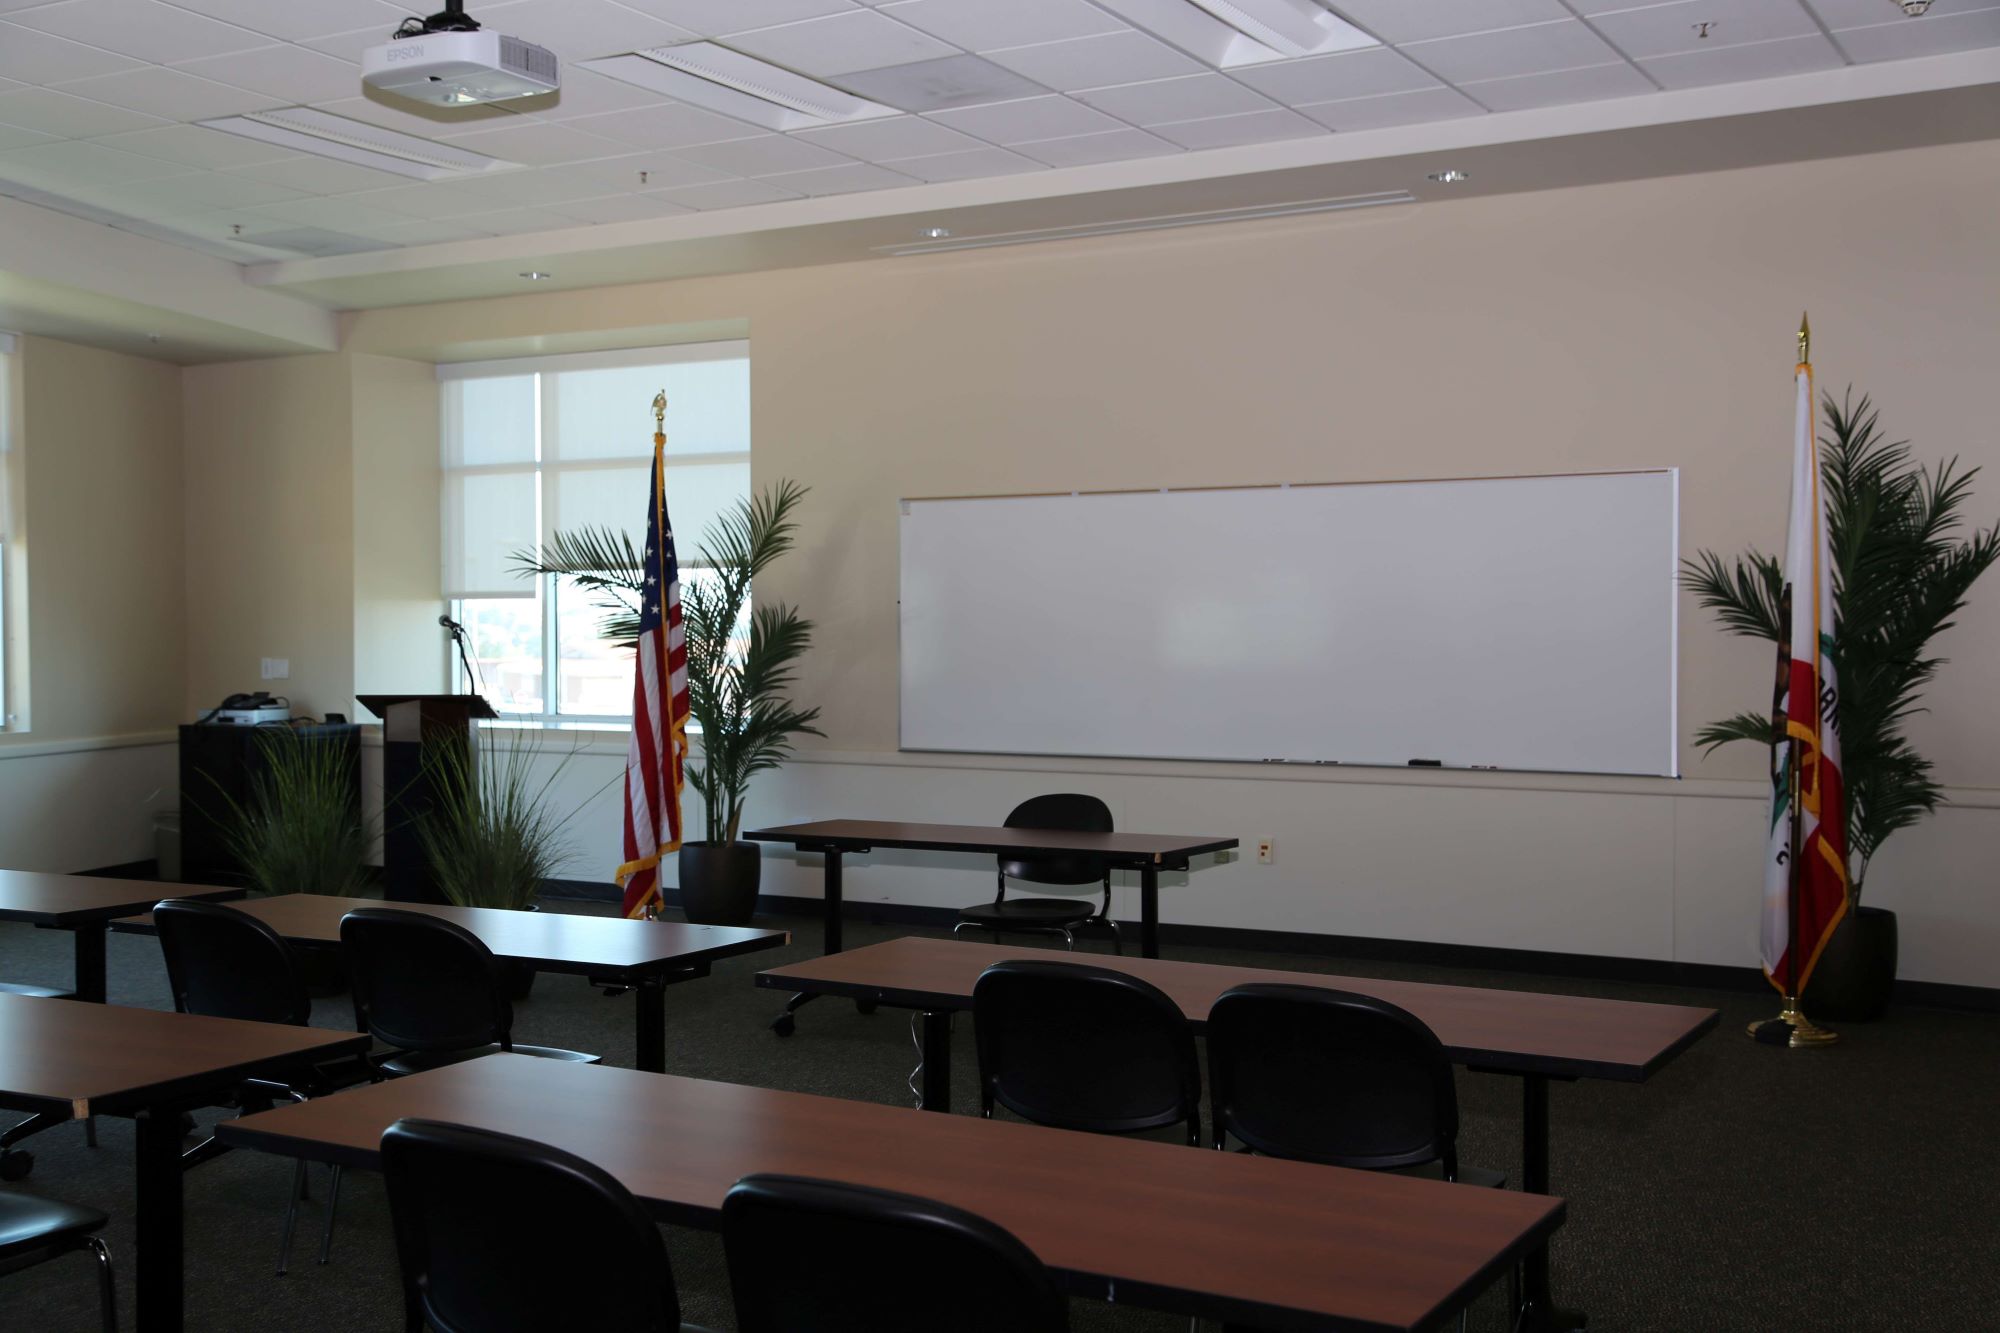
<box><xmin>678</xmin><ymin>840</ymin><xmax>762</xmax><ymax>926</ymax></box>
<box><xmin>1802</xmin><ymin>905</ymin><xmax>1898</xmax><ymax>1023</ymax></box>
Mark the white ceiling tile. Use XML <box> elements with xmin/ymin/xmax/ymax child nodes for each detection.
<box><xmin>1150</xmin><ymin>107</ymin><xmax>1322</xmax><ymax>149</ymax></box>
<box><xmin>0</xmin><ymin>137</ymin><xmax>192</xmax><ymax>188</ymax></box>
<box><xmin>1401</xmin><ymin>19</ymin><xmax>1626</xmax><ymax>83</ymax></box>
<box><xmin>1589</xmin><ymin>1</ymin><xmax>1823</xmax><ymax>59</ymax></box>
<box><xmin>0</xmin><ymin>85</ymin><xmax>168</xmax><ymax>136</ymax></box>
<box><xmin>759</xmin><ymin>159</ymin><xmax>919</xmax><ymax>193</ymax></box>
<box><xmin>1230</xmin><ymin>47</ymin><xmax>1440</xmax><ymax>105</ymax></box>
<box><xmin>344</xmin><ymin>181</ymin><xmax>506</xmax><ymax>217</ymax></box>
<box><xmin>1830</xmin><ymin>6</ymin><xmax>2000</xmax><ymax>59</ymax></box>
<box><xmin>446</xmin><ymin>204</ymin><xmax>585</xmax><ymax>235</ymax></box>
<box><xmin>85</xmin><ymin>168</ymin><xmax>305</xmax><ymax>211</ymax></box>
<box><xmin>313</xmin><ymin>94</ymin><xmax>517</xmax><ymax>138</ymax></box>
<box><xmin>1639</xmin><ymin>32</ymin><xmax>1846</xmax><ymax>87</ymax></box>
<box><xmin>0</xmin><ymin>21</ymin><xmax>144</xmax><ymax>83</ymax></box>
<box><xmin>95</xmin><ymin>121</ymin><xmax>297</xmax><ymax>167</ymax></box>
<box><xmin>358</xmin><ymin>216</ymin><xmax>501</xmax><ymax>244</ymax></box>
<box><xmin>1074</xmin><ymin>73</ymin><xmax>1277</xmax><ymax>126</ymax></box>
<box><xmin>546</xmin><ymin>191</ymin><xmax>694</xmax><ymax>222</ymax></box>
<box><xmin>879</xmin><ymin>0</ymin><xmax>1120</xmax><ymax>51</ymax></box>
<box><xmin>1805</xmin><ymin>0</ymin><xmax>1995</xmax><ymax>25</ymax></box>
<box><xmin>173</xmin><ymin>43</ymin><xmax>360</xmax><ymax>104</ymax></box>
<box><xmin>928</xmin><ymin>93</ymin><xmax>1122</xmax><ymax>143</ymax></box>
<box><xmin>422</xmin><ymin>164</ymin><xmax>608</xmax><ymax>207</ymax></box>
<box><xmin>982</xmin><ymin>30</ymin><xmax>1200</xmax><ymax>92</ymax></box>
<box><xmin>0</xmin><ymin>121</ymin><xmax>53</xmax><ymax>149</ymax></box>
<box><xmin>560</xmin><ymin>152</ymin><xmax>730</xmax><ymax>189</ymax></box>
<box><xmin>300</xmin><ymin>24</ymin><xmax>401</xmax><ymax>63</ymax></box>
<box><xmin>792</xmin><ymin>113</ymin><xmax>983</xmax><ymax>159</ymax></box>
<box><xmin>506</xmin><ymin>67</ymin><xmax>661</xmax><ymax>121</ymax></box>
<box><xmin>434</xmin><ymin>119</ymin><xmax>632</xmax><ymax>166</ymax></box>
<box><xmin>245</xmin><ymin>192</ymin><xmax>418</xmax><ymax>227</ymax></box>
<box><xmin>1012</xmin><ymin>125</ymin><xmax>1179</xmax><ymax>166</ymax></box>
<box><xmin>0</xmin><ymin>0</ymin><xmax>77</xmax><ymax>9</ymax></box>
<box><xmin>1460</xmin><ymin>61</ymin><xmax>1654</xmax><ymax>111</ymax></box>
<box><xmin>564</xmin><ymin>103</ymin><xmax>766</xmax><ymax>149</ymax></box>
<box><xmin>726</xmin><ymin>9</ymin><xmax>957</xmax><ymax>76</ymax></box>
<box><xmin>155</xmin><ymin>0</ymin><xmax>405</xmax><ymax>41</ymax></box>
<box><xmin>650</xmin><ymin>176</ymin><xmax>803</xmax><ymax>209</ymax></box>
<box><xmin>1327</xmin><ymin>0</ymin><xmax>1571</xmax><ymax>44</ymax></box>
<box><xmin>1295</xmin><ymin>84</ymin><xmax>1483</xmax><ymax>130</ymax></box>
<box><xmin>463</xmin><ymin>0</ymin><xmax>698</xmax><ymax>62</ymax></box>
<box><xmin>224</xmin><ymin>154</ymin><xmax>413</xmax><ymax>193</ymax></box>
<box><xmin>616</xmin><ymin>0</ymin><xmax>855</xmax><ymax>36</ymax></box>
<box><xmin>9</xmin><ymin>0</ymin><xmax>271</xmax><ymax>63</ymax></box>
<box><xmin>672</xmin><ymin>132</ymin><xmax>855</xmax><ymax>175</ymax></box>
<box><xmin>827</xmin><ymin>53</ymin><xmax>1050</xmax><ymax>110</ymax></box>
<box><xmin>892</xmin><ymin>143</ymin><xmax>1042</xmax><ymax>179</ymax></box>
<box><xmin>54</xmin><ymin>66</ymin><xmax>279</xmax><ymax>120</ymax></box>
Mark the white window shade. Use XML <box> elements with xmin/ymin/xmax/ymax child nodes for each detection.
<box><xmin>545</xmin><ymin>459</ymin><xmax>751</xmax><ymax>563</ymax></box>
<box><xmin>548</xmin><ymin>358</ymin><xmax>749</xmax><ymax>461</ymax></box>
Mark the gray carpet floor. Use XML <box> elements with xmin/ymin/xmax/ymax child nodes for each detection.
<box><xmin>2</xmin><ymin>902</ymin><xmax>1995</xmax><ymax>1333</ymax></box>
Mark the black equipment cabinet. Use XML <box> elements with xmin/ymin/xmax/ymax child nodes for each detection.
<box><xmin>177</xmin><ymin>723</ymin><xmax>362</xmax><ymax>887</ymax></box>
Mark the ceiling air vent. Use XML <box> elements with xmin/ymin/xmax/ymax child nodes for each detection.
<box><xmin>581</xmin><ymin>43</ymin><xmax>898</xmax><ymax>130</ymax></box>
<box><xmin>195</xmin><ymin>108</ymin><xmax>517</xmax><ymax>181</ymax></box>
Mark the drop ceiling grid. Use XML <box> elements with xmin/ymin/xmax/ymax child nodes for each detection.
<box><xmin>0</xmin><ymin>0</ymin><xmax>1986</xmax><ymax>262</ymax></box>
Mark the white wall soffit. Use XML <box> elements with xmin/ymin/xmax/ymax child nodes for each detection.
<box><xmin>242</xmin><ymin>47</ymin><xmax>2000</xmax><ymax>303</ymax></box>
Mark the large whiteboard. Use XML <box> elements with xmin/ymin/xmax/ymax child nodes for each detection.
<box><xmin>899</xmin><ymin>471</ymin><xmax>1679</xmax><ymax>777</ymax></box>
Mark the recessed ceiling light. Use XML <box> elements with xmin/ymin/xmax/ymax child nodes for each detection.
<box><xmin>920</xmin><ymin>227</ymin><xmax>951</xmax><ymax>240</ymax></box>
<box><xmin>519</xmin><ymin>271</ymin><xmax>552</xmax><ymax>280</ymax></box>
<box><xmin>1094</xmin><ymin>0</ymin><xmax>1376</xmax><ymax>67</ymax></box>
<box><xmin>1427</xmin><ymin>169</ymin><xmax>1469</xmax><ymax>183</ymax></box>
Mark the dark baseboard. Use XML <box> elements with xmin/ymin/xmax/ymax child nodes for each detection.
<box><xmin>112</xmin><ymin>867</ymin><xmax>2000</xmax><ymax>1014</ymax></box>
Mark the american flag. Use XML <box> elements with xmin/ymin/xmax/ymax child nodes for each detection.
<box><xmin>614</xmin><ymin>397</ymin><xmax>690</xmax><ymax>918</ymax></box>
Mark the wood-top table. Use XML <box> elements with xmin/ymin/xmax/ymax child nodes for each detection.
<box><xmin>758</xmin><ymin>936</ymin><xmax>1719</xmax><ymax>1333</ymax></box>
<box><xmin>0</xmin><ymin>871</ymin><xmax>240</xmax><ymax>1003</ymax></box>
<box><xmin>0</xmin><ymin>993</ymin><xmax>371</xmax><ymax>1332</ymax></box>
<box><xmin>218</xmin><ymin>1053</ymin><xmax>1563</xmax><ymax>1332</ymax></box>
<box><xmin>112</xmin><ymin>894</ymin><xmax>786</xmax><ymax>1074</ymax></box>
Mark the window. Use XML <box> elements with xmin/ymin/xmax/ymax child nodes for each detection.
<box><xmin>440</xmin><ymin>342</ymin><xmax>750</xmax><ymax>725</ymax></box>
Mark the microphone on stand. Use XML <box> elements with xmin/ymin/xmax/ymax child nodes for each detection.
<box><xmin>439</xmin><ymin>614</ymin><xmax>486</xmax><ymax>697</ymax></box>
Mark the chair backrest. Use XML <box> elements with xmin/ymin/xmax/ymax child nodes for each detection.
<box><xmin>973</xmin><ymin>959</ymin><xmax>1200</xmax><ymax>1140</ymax></box>
<box><xmin>1206</xmin><ymin>983</ymin><xmax>1460</xmax><ymax>1175</ymax></box>
<box><xmin>381</xmin><ymin>1118</ymin><xmax>682</xmax><ymax>1333</ymax></box>
<box><xmin>154</xmin><ymin>898</ymin><xmax>309</xmax><ymax>1026</ymax></box>
<box><xmin>998</xmin><ymin>792</ymin><xmax>1113</xmax><ymax>887</ymax></box>
<box><xmin>722</xmin><ymin>1174</ymin><xmax>1067</xmax><ymax>1333</ymax></box>
<box><xmin>340</xmin><ymin>908</ymin><xmax>510</xmax><ymax>1053</ymax></box>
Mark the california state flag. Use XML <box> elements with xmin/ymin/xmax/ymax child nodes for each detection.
<box><xmin>1762</xmin><ymin>355</ymin><xmax>1850</xmax><ymax>995</ymax></box>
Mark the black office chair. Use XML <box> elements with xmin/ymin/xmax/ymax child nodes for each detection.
<box><xmin>955</xmin><ymin>794</ymin><xmax>1121</xmax><ymax>952</ymax></box>
<box><xmin>381</xmin><ymin>1118</ymin><xmax>710</xmax><ymax>1333</ymax></box>
<box><xmin>0</xmin><ymin>1189</ymin><xmax>115</xmax><ymax>1333</ymax></box>
<box><xmin>154</xmin><ymin>897</ymin><xmax>367</xmax><ymax>1275</ymax></box>
<box><xmin>340</xmin><ymin>908</ymin><xmax>597</xmax><ymax>1076</ymax></box>
<box><xmin>1206</xmin><ymin>984</ymin><xmax>1509</xmax><ymax>1333</ymax></box>
<box><xmin>722</xmin><ymin>1174</ymin><xmax>1067</xmax><ymax>1333</ymax></box>
<box><xmin>973</xmin><ymin>959</ymin><xmax>1201</xmax><ymax>1143</ymax></box>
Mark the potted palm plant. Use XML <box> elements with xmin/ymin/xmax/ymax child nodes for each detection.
<box><xmin>1684</xmin><ymin>392</ymin><xmax>1999</xmax><ymax>1019</ymax></box>
<box><xmin>519</xmin><ymin>480</ymin><xmax>822</xmax><ymax>925</ymax></box>
<box><xmin>412</xmin><ymin>730</ymin><xmax>575</xmax><ymax>996</ymax></box>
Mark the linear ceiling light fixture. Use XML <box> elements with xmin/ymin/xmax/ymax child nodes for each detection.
<box><xmin>196</xmin><ymin>108</ymin><xmax>517</xmax><ymax>180</ymax></box>
<box><xmin>1093</xmin><ymin>0</ymin><xmax>1377</xmax><ymax>67</ymax></box>
<box><xmin>874</xmin><ymin>191</ymin><xmax>1414</xmax><ymax>257</ymax></box>
<box><xmin>581</xmin><ymin>43</ymin><xmax>898</xmax><ymax>130</ymax></box>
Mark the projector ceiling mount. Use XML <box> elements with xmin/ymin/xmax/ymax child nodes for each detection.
<box><xmin>362</xmin><ymin>0</ymin><xmax>559</xmax><ymax>106</ymax></box>
<box><xmin>394</xmin><ymin>0</ymin><xmax>483</xmax><ymax>40</ymax></box>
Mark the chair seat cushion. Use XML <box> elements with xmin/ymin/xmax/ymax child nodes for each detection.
<box><xmin>957</xmin><ymin>898</ymin><xmax>1099</xmax><ymax>927</ymax></box>
<box><xmin>381</xmin><ymin>1044</ymin><xmax>599</xmax><ymax>1077</ymax></box>
<box><xmin>0</xmin><ymin>1191</ymin><xmax>106</xmax><ymax>1262</ymax></box>
<box><xmin>1388</xmin><ymin>1161</ymin><xmax>1508</xmax><ymax>1190</ymax></box>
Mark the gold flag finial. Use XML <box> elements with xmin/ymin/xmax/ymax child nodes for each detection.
<box><xmin>652</xmin><ymin>390</ymin><xmax>667</xmax><ymax>430</ymax></box>
<box><xmin>1797</xmin><ymin>312</ymin><xmax>1810</xmax><ymax>366</ymax></box>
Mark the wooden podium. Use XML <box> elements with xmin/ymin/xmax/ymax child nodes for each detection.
<box><xmin>358</xmin><ymin>693</ymin><xmax>497</xmax><ymax>905</ymax></box>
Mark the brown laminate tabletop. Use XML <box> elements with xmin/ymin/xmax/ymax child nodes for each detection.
<box><xmin>219</xmin><ymin>1053</ymin><xmax>1562</xmax><ymax>1333</ymax></box>
<box><xmin>0</xmin><ymin>992</ymin><xmax>370</xmax><ymax>1119</ymax></box>
<box><xmin>113</xmin><ymin>894</ymin><xmax>786</xmax><ymax>979</ymax></box>
<box><xmin>0</xmin><ymin>871</ymin><xmax>239</xmax><ymax>925</ymax></box>
<box><xmin>745</xmin><ymin>819</ymin><xmax>1237</xmax><ymax>864</ymax></box>
<box><xmin>758</xmin><ymin>936</ymin><xmax>1718</xmax><ymax>1082</ymax></box>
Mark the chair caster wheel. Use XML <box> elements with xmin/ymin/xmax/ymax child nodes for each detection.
<box><xmin>855</xmin><ymin>998</ymin><xmax>877</xmax><ymax>1015</ymax></box>
<box><xmin>770</xmin><ymin>1013</ymin><xmax>796</xmax><ymax>1037</ymax></box>
<box><xmin>0</xmin><ymin>1150</ymin><xmax>32</xmax><ymax>1181</ymax></box>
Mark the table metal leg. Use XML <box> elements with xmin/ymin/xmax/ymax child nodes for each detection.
<box><xmin>135</xmin><ymin>1106</ymin><xmax>186</xmax><ymax>1332</ymax></box>
<box><xmin>635</xmin><ymin>977</ymin><xmax>667</xmax><ymax>1074</ymax></box>
<box><xmin>774</xmin><ymin>848</ymin><xmax>859</xmax><ymax>1035</ymax></box>
<box><xmin>1140</xmin><ymin>865</ymin><xmax>1161</xmax><ymax>959</ymax></box>
<box><xmin>918</xmin><ymin>1011</ymin><xmax>952</xmax><ymax>1113</ymax></box>
<box><xmin>1519</xmin><ymin>1074</ymin><xmax>1586</xmax><ymax>1332</ymax></box>
<box><xmin>73</xmin><ymin>924</ymin><xmax>108</xmax><ymax>1004</ymax></box>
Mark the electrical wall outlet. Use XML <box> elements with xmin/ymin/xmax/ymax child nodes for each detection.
<box><xmin>1256</xmin><ymin>837</ymin><xmax>1274</xmax><ymax>865</ymax></box>
<box><xmin>260</xmin><ymin>658</ymin><xmax>290</xmax><ymax>680</ymax></box>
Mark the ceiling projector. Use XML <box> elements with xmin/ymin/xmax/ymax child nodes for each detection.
<box><xmin>362</xmin><ymin>1</ymin><xmax>557</xmax><ymax>107</ymax></box>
